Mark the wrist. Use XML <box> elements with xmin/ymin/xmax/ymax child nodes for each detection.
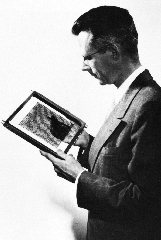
<box><xmin>75</xmin><ymin>169</ymin><xmax>87</xmax><ymax>184</ymax></box>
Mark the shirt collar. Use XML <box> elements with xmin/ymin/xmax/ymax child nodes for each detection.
<box><xmin>114</xmin><ymin>66</ymin><xmax>145</xmax><ymax>105</ymax></box>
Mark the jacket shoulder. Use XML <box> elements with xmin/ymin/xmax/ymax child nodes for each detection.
<box><xmin>132</xmin><ymin>70</ymin><xmax>161</xmax><ymax>105</ymax></box>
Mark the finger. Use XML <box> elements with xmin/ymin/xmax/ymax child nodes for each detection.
<box><xmin>68</xmin><ymin>153</ymin><xmax>74</xmax><ymax>157</ymax></box>
<box><xmin>54</xmin><ymin>166</ymin><xmax>61</xmax><ymax>173</ymax></box>
<box><xmin>40</xmin><ymin>150</ymin><xmax>66</xmax><ymax>170</ymax></box>
<box><xmin>53</xmin><ymin>165</ymin><xmax>68</xmax><ymax>179</ymax></box>
<box><xmin>40</xmin><ymin>150</ymin><xmax>56</xmax><ymax>163</ymax></box>
<box><xmin>54</xmin><ymin>167</ymin><xmax>59</xmax><ymax>173</ymax></box>
<box><xmin>56</xmin><ymin>149</ymin><xmax>66</xmax><ymax>159</ymax></box>
<box><xmin>40</xmin><ymin>150</ymin><xmax>50</xmax><ymax>159</ymax></box>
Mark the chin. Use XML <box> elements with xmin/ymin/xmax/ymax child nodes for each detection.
<box><xmin>96</xmin><ymin>75</ymin><xmax>106</xmax><ymax>85</ymax></box>
<box><xmin>98</xmin><ymin>80</ymin><xmax>106</xmax><ymax>85</ymax></box>
<box><xmin>98</xmin><ymin>78</ymin><xmax>107</xmax><ymax>85</ymax></box>
<box><xmin>100</xmin><ymin>82</ymin><xmax>107</xmax><ymax>86</ymax></box>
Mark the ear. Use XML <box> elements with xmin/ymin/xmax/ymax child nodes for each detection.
<box><xmin>108</xmin><ymin>43</ymin><xmax>120</xmax><ymax>61</ymax></box>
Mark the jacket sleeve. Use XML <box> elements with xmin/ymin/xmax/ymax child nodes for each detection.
<box><xmin>77</xmin><ymin>100</ymin><xmax>161</xmax><ymax>214</ymax></box>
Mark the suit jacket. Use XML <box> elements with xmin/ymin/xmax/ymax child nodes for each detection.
<box><xmin>77</xmin><ymin>70</ymin><xmax>161</xmax><ymax>240</ymax></box>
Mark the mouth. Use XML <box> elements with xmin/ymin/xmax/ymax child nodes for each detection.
<box><xmin>87</xmin><ymin>70</ymin><xmax>97</xmax><ymax>78</ymax></box>
<box><xmin>90</xmin><ymin>72</ymin><xmax>98</xmax><ymax>79</ymax></box>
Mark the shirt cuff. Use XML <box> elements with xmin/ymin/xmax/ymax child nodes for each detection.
<box><xmin>75</xmin><ymin>169</ymin><xmax>87</xmax><ymax>192</ymax></box>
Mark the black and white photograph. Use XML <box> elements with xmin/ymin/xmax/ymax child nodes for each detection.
<box><xmin>1</xmin><ymin>1</ymin><xmax>161</xmax><ymax>240</ymax></box>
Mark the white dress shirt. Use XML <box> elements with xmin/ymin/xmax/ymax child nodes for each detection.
<box><xmin>75</xmin><ymin>66</ymin><xmax>145</xmax><ymax>186</ymax></box>
<box><xmin>114</xmin><ymin>65</ymin><xmax>145</xmax><ymax>105</ymax></box>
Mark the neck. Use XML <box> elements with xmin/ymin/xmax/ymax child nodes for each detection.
<box><xmin>114</xmin><ymin>60</ymin><xmax>141</xmax><ymax>88</ymax></box>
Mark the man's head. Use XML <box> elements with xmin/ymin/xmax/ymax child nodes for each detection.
<box><xmin>72</xmin><ymin>6</ymin><xmax>140</xmax><ymax>87</ymax></box>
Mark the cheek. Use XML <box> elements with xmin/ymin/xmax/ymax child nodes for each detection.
<box><xmin>97</xmin><ymin>58</ymin><xmax>108</xmax><ymax>70</ymax></box>
<box><xmin>90</xmin><ymin>58</ymin><xmax>111</xmax><ymax>75</ymax></box>
<box><xmin>89</xmin><ymin>62</ymin><xmax>98</xmax><ymax>73</ymax></box>
<box><xmin>90</xmin><ymin>60</ymin><xmax>101</xmax><ymax>72</ymax></box>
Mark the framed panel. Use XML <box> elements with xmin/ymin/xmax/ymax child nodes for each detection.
<box><xmin>3</xmin><ymin>91</ymin><xmax>87</xmax><ymax>159</ymax></box>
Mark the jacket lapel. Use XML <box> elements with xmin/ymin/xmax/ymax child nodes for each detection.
<box><xmin>88</xmin><ymin>70</ymin><xmax>152</xmax><ymax>171</ymax></box>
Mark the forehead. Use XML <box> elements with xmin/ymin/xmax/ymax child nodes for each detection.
<box><xmin>78</xmin><ymin>31</ymin><xmax>94</xmax><ymax>55</ymax></box>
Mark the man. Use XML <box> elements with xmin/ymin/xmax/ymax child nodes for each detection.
<box><xmin>40</xmin><ymin>6</ymin><xmax>161</xmax><ymax>240</ymax></box>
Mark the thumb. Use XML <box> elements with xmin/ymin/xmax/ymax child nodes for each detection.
<box><xmin>56</xmin><ymin>149</ymin><xmax>66</xmax><ymax>160</ymax></box>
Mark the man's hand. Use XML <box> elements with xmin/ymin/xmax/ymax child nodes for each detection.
<box><xmin>74</xmin><ymin>130</ymin><xmax>90</xmax><ymax>149</ymax></box>
<box><xmin>40</xmin><ymin>149</ymin><xmax>84</xmax><ymax>181</ymax></box>
<box><xmin>63</xmin><ymin>130</ymin><xmax>90</xmax><ymax>149</ymax></box>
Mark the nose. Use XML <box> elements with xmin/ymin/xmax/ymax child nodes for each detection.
<box><xmin>81</xmin><ymin>61</ymin><xmax>91</xmax><ymax>71</ymax></box>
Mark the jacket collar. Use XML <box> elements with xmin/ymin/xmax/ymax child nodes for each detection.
<box><xmin>115</xmin><ymin>69</ymin><xmax>153</xmax><ymax>119</ymax></box>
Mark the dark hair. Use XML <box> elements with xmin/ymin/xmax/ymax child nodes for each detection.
<box><xmin>72</xmin><ymin>6</ymin><xmax>138</xmax><ymax>62</ymax></box>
